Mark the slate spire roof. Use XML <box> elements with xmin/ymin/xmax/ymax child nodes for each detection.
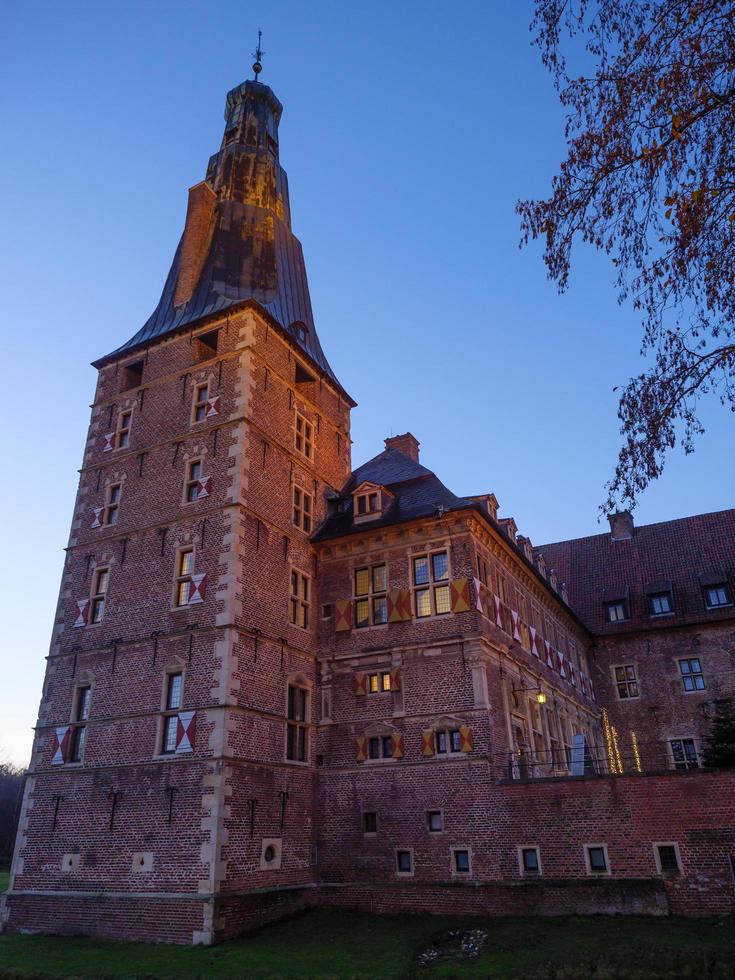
<box><xmin>94</xmin><ymin>79</ymin><xmax>349</xmax><ymax>399</ymax></box>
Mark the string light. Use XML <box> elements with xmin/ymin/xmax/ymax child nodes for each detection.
<box><xmin>631</xmin><ymin>730</ymin><xmax>642</xmax><ymax>773</ymax></box>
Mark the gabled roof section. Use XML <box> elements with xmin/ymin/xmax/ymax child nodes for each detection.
<box><xmin>313</xmin><ymin>447</ymin><xmax>473</xmax><ymax>541</ymax></box>
<box><xmin>536</xmin><ymin>508</ymin><xmax>735</xmax><ymax>635</ymax></box>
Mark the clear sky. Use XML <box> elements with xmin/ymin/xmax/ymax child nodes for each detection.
<box><xmin>1</xmin><ymin>1</ymin><xmax>732</xmax><ymax>767</ymax></box>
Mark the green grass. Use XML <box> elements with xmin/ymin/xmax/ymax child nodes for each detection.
<box><xmin>0</xmin><ymin>871</ymin><xmax>8</xmax><ymax>894</ymax></box>
<box><xmin>0</xmin><ymin>908</ymin><xmax>733</xmax><ymax>979</ymax></box>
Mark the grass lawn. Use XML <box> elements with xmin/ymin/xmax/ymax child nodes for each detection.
<box><xmin>0</xmin><ymin>908</ymin><xmax>733</xmax><ymax>979</ymax></box>
<box><xmin>0</xmin><ymin>871</ymin><xmax>9</xmax><ymax>894</ymax></box>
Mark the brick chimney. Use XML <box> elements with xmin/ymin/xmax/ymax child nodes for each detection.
<box><xmin>174</xmin><ymin>181</ymin><xmax>217</xmax><ymax>308</ymax></box>
<box><xmin>608</xmin><ymin>510</ymin><xmax>634</xmax><ymax>541</ymax></box>
<box><xmin>385</xmin><ymin>432</ymin><xmax>420</xmax><ymax>461</ymax></box>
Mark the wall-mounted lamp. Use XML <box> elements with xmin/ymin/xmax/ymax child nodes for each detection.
<box><xmin>512</xmin><ymin>683</ymin><xmax>547</xmax><ymax>705</ymax></box>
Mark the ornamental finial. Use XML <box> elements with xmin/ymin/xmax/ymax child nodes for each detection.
<box><xmin>252</xmin><ymin>30</ymin><xmax>264</xmax><ymax>79</ymax></box>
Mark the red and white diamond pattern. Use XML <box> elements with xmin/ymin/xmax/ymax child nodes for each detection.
<box><xmin>91</xmin><ymin>507</ymin><xmax>104</xmax><ymax>529</ymax></box>
<box><xmin>188</xmin><ymin>573</ymin><xmax>207</xmax><ymax>604</ymax></box>
<box><xmin>51</xmin><ymin>726</ymin><xmax>70</xmax><ymax>765</ymax></box>
<box><xmin>73</xmin><ymin>599</ymin><xmax>89</xmax><ymax>628</ymax></box>
<box><xmin>175</xmin><ymin>711</ymin><xmax>196</xmax><ymax>753</ymax></box>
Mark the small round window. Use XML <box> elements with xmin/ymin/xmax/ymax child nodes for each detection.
<box><xmin>264</xmin><ymin>845</ymin><xmax>276</xmax><ymax>863</ymax></box>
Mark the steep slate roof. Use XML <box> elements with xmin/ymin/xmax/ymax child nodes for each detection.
<box><xmin>536</xmin><ymin>509</ymin><xmax>735</xmax><ymax>636</ymax></box>
<box><xmin>313</xmin><ymin>448</ymin><xmax>473</xmax><ymax>541</ymax></box>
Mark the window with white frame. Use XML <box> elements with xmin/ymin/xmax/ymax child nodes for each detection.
<box><xmin>585</xmin><ymin>844</ymin><xmax>609</xmax><ymax>874</ymax></box>
<box><xmin>614</xmin><ymin>664</ymin><xmax>639</xmax><ymax>699</ymax></box>
<box><xmin>679</xmin><ymin>658</ymin><xmax>705</xmax><ymax>692</ymax></box>
<box><xmin>293</xmin><ymin>486</ymin><xmax>313</xmax><ymax>533</ymax></box>
<box><xmin>670</xmin><ymin>738</ymin><xmax>699</xmax><ymax>770</ymax></box>
<box><xmin>648</xmin><ymin>591</ymin><xmax>673</xmax><ymax>616</ymax></box>
<box><xmin>604</xmin><ymin>600</ymin><xmax>629</xmax><ymax>623</ymax></box>
<box><xmin>90</xmin><ymin>568</ymin><xmax>109</xmax><ymax>624</ymax></box>
<box><xmin>413</xmin><ymin>551</ymin><xmax>450</xmax><ymax>618</ymax></box>
<box><xmin>655</xmin><ymin>843</ymin><xmax>681</xmax><ymax>875</ymax></box>
<box><xmin>355</xmin><ymin>564</ymin><xmax>388</xmax><ymax>627</ymax></box>
<box><xmin>192</xmin><ymin>382</ymin><xmax>209</xmax><ymax>423</ymax></box>
<box><xmin>704</xmin><ymin>583</ymin><xmax>732</xmax><ymax>609</ymax></box>
<box><xmin>295</xmin><ymin>413</ymin><xmax>313</xmax><ymax>460</ymax></box>
<box><xmin>161</xmin><ymin>672</ymin><xmax>183</xmax><ymax>754</ymax></box>
<box><xmin>175</xmin><ymin>548</ymin><xmax>195</xmax><ymax>607</ymax></box>
<box><xmin>68</xmin><ymin>685</ymin><xmax>92</xmax><ymax>763</ymax></box>
<box><xmin>116</xmin><ymin>410</ymin><xmax>132</xmax><ymax>449</ymax></box>
<box><xmin>289</xmin><ymin>570</ymin><xmax>310</xmax><ymax>628</ymax></box>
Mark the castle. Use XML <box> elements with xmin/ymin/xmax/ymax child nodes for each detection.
<box><xmin>3</xmin><ymin>71</ymin><xmax>734</xmax><ymax>945</ymax></box>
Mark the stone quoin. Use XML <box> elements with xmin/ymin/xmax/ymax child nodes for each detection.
<box><xmin>2</xmin><ymin>71</ymin><xmax>734</xmax><ymax>945</ymax></box>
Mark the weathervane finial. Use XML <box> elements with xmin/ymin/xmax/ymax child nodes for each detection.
<box><xmin>252</xmin><ymin>30</ymin><xmax>264</xmax><ymax>80</ymax></box>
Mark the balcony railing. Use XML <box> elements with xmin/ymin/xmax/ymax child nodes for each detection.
<box><xmin>498</xmin><ymin>745</ymin><xmax>700</xmax><ymax>781</ymax></box>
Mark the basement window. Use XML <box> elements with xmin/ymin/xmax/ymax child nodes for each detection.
<box><xmin>585</xmin><ymin>845</ymin><xmax>609</xmax><ymax>874</ymax></box>
<box><xmin>395</xmin><ymin>849</ymin><xmax>413</xmax><ymax>875</ymax></box>
<box><xmin>121</xmin><ymin>360</ymin><xmax>144</xmax><ymax>391</ymax></box>
<box><xmin>521</xmin><ymin>847</ymin><xmax>541</xmax><ymax>876</ymax></box>
<box><xmin>194</xmin><ymin>329</ymin><xmax>219</xmax><ymax>362</ymax></box>
<box><xmin>452</xmin><ymin>849</ymin><xmax>471</xmax><ymax>874</ymax></box>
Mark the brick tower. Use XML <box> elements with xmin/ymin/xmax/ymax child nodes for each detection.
<box><xmin>3</xmin><ymin>73</ymin><xmax>354</xmax><ymax>944</ymax></box>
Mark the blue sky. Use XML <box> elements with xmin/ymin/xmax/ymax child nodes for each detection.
<box><xmin>2</xmin><ymin>1</ymin><xmax>732</xmax><ymax>766</ymax></box>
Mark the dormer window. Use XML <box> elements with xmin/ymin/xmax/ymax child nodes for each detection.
<box><xmin>605</xmin><ymin>600</ymin><xmax>629</xmax><ymax>624</ymax></box>
<box><xmin>357</xmin><ymin>492</ymin><xmax>379</xmax><ymax>516</ymax></box>
<box><xmin>649</xmin><ymin>591</ymin><xmax>673</xmax><ymax>616</ymax></box>
<box><xmin>704</xmin><ymin>583</ymin><xmax>732</xmax><ymax>609</ymax></box>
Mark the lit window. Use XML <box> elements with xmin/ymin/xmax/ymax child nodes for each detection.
<box><xmin>453</xmin><ymin>849</ymin><xmax>470</xmax><ymax>874</ymax></box>
<box><xmin>656</xmin><ymin>844</ymin><xmax>681</xmax><ymax>875</ymax></box>
<box><xmin>670</xmin><ymin>738</ymin><xmax>699</xmax><ymax>770</ymax></box>
<box><xmin>679</xmin><ymin>658</ymin><xmax>705</xmax><ymax>692</ymax></box>
<box><xmin>586</xmin><ymin>845</ymin><xmax>608</xmax><ymax>873</ymax></box>
<box><xmin>161</xmin><ymin>672</ymin><xmax>183</xmax><ymax>754</ymax></box>
<box><xmin>286</xmin><ymin>684</ymin><xmax>309</xmax><ymax>762</ymax></box>
<box><xmin>116</xmin><ymin>410</ymin><xmax>132</xmax><ymax>449</ymax></box>
<box><xmin>185</xmin><ymin>459</ymin><xmax>202</xmax><ymax>502</ymax></box>
<box><xmin>295</xmin><ymin>414</ymin><xmax>313</xmax><ymax>460</ymax></box>
<box><xmin>368</xmin><ymin>734</ymin><xmax>393</xmax><ymax>760</ymax></box>
<box><xmin>604</xmin><ymin>600</ymin><xmax>628</xmax><ymax>623</ymax></box>
<box><xmin>614</xmin><ymin>664</ymin><xmax>639</xmax><ymax>699</ymax></box>
<box><xmin>649</xmin><ymin>592</ymin><xmax>673</xmax><ymax>616</ymax></box>
<box><xmin>366</xmin><ymin>671</ymin><xmax>392</xmax><ymax>694</ymax></box>
<box><xmin>105</xmin><ymin>483</ymin><xmax>121</xmax><ymax>526</ymax></box>
<box><xmin>193</xmin><ymin>383</ymin><xmax>208</xmax><ymax>423</ymax></box>
<box><xmin>435</xmin><ymin>728</ymin><xmax>462</xmax><ymax>754</ymax></box>
<box><xmin>521</xmin><ymin>847</ymin><xmax>540</xmax><ymax>875</ymax></box>
<box><xmin>704</xmin><ymin>584</ymin><xmax>732</xmax><ymax>609</ymax></box>
<box><xmin>90</xmin><ymin>568</ymin><xmax>109</xmax><ymax>624</ymax></box>
<box><xmin>427</xmin><ymin>811</ymin><xmax>443</xmax><ymax>833</ymax></box>
<box><xmin>396</xmin><ymin>850</ymin><xmax>412</xmax><ymax>874</ymax></box>
<box><xmin>293</xmin><ymin>487</ymin><xmax>313</xmax><ymax>533</ymax></box>
<box><xmin>363</xmin><ymin>811</ymin><xmax>377</xmax><ymax>834</ymax></box>
<box><xmin>289</xmin><ymin>571</ymin><xmax>310</xmax><ymax>629</ymax></box>
<box><xmin>354</xmin><ymin>564</ymin><xmax>388</xmax><ymax>627</ymax></box>
<box><xmin>413</xmin><ymin>551</ymin><xmax>450</xmax><ymax>618</ymax></box>
<box><xmin>69</xmin><ymin>685</ymin><xmax>92</xmax><ymax>763</ymax></box>
<box><xmin>175</xmin><ymin>548</ymin><xmax>195</xmax><ymax>606</ymax></box>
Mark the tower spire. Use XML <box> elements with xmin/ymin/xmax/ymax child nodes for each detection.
<box><xmin>252</xmin><ymin>30</ymin><xmax>264</xmax><ymax>79</ymax></box>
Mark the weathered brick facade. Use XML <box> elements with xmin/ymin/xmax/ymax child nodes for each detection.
<box><xmin>2</xmin><ymin>74</ymin><xmax>733</xmax><ymax>945</ymax></box>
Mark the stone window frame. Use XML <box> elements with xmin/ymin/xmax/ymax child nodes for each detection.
<box><xmin>354</xmin><ymin>563</ymin><xmax>389</xmax><ymax>629</ymax></box>
<box><xmin>517</xmin><ymin>844</ymin><xmax>542</xmax><ymax>876</ymax></box>
<box><xmin>366</xmin><ymin>670</ymin><xmax>392</xmax><ymax>695</ymax></box>
<box><xmin>157</xmin><ymin>662</ymin><xmax>186</xmax><ymax>757</ymax></box>
<box><xmin>182</xmin><ymin>456</ymin><xmax>205</xmax><ymax>505</ymax></box>
<box><xmin>426</xmin><ymin>809</ymin><xmax>444</xmax><ymax>834</ymax></box>
<box><xmin>363</xmin><ymin>721</ymin><xmax>399</xmax><ymax>764</ymax></box>
<box><xmin>450</xmin><ymin>846</ymin><xmax>472</xmax><ymax>876</ymax></box>
<box><xmin>114</xmin><ymin>406</ymin><xmax>133</xmax><ymax>450</ymax></box>
<box><xmin>395</xmin><ymin>847</ymin><xmax>414</xmax><ymax>877</ymax></box>
<box><xmin>289</xmin><ymin>568</ymin><xmax>311</xmax><ymax>629</ymax></box>
<box><xmin>103</xmin><ymin>480</ymin><xmax>122</xmax><ymax>527</ymax></box>
<box><xmin>584</xmin><ymin>843</ymin><xmax>611</xmax><ymax>876</ymax></box>
<box><xmin>67</xmin><ymin>678</ymin><xmax>94</xmax><ymax>766</ymax></box>
<box><xmin>284</xmin><ymin>673</ymin><xmax>311</xmax><ymax>766</ymax></box>
<box><xmin>294</xmin><ymin>411</ymin><xmax>314</xmax><ymax>462</ymax></box>
<box><xmin>612</xmin><ymin>663</ymin><xmax>640</xmax><ymax>700</ymax></box>
<box><xmin>191</xmin><ymin>379</ymin><xmax>211</xmax><ymax>425</ymax></box>
<box><xmin>292</xmin><ymin>484</ymin><xmax>313</xmax><ymax>534</ymax></box>
<box><xmin>653</xmin><ymin>841</ymin><xmax>682</xmax><ymax>876</ymax></box>
<box><xmin>412</xmin><ymin>549</ymin><xmax>451</xmax><ymax>619</ymax></box>
<box><xmin>172</xmin><ymin>542</ymin><xmax>197</xmax><ymax>608</ymax></box>
<box><xmin>88</xmin><ymin>564</ymin><xmax>110</xmax><ymax>626</ymax></box>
